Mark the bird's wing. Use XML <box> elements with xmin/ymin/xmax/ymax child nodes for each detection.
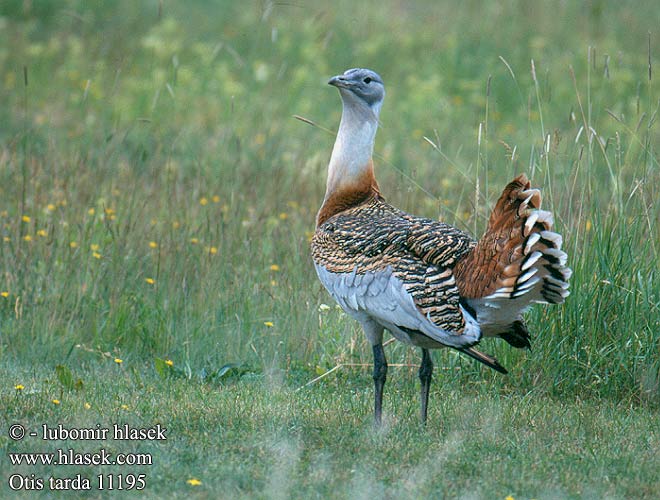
<box><xmin>311</xmin><ymin>199</ymin><xmax>480</xmax><ymax>348</ymax></box>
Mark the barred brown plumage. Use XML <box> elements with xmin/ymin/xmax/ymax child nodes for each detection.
<box><xmin>312</xmin><ymin>197</ymin><xmax>475</xmax><ymax>333</ymax></box>
<box><xmin>311</xmin><ymin>68</ymin><xmax>571</xmax><ymax>426</ymax></box>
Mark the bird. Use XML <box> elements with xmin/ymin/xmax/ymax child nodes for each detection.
<box><xmin>310</xmin><ymin>68</ymin><xmax>572</xmax><ymax>425</ymax></box>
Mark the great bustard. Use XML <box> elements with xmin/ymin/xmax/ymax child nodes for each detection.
<box><xmin>311</xmin><ymin>68</ymin><xmax>571</xmax><ymax>425</ymax></box>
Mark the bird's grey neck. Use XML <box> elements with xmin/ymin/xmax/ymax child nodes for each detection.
<box><xmin>325</xmin><ymin>102</ymin><xmax>379</xmax><ymax>195</ymax></box>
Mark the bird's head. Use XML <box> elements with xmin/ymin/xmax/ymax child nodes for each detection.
<box><xmin>328</xmin><ymin>68</ymin><xmax>385</xmax><ymax>118</ymax></box>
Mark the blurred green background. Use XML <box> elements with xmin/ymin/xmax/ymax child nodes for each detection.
<box><xmin>1</xmin><ymin>1</ymin><xmax>659</xmax><ymax>497</ymax></box>
<box><xmin>1</xmin><ymin>0</ymin><xmax>658</xmax><ymax>398</ymax></box>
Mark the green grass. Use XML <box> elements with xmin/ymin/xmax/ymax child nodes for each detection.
<box><xmin>3</xmin><ymin>363</ymin><xmax>660</xmax><ymax>499</ymax></box>
<box><xmin>1</xmin><ymin>0</ymin><xmax>659</xmax><ymax>497</ymax></box>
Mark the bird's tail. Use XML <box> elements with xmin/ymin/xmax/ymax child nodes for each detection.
<box><xmin>454</xmin><ymin>174</ymin><xmax>571</xmax><ymax>344</ymax></box>
<box><xmin>456</xmin><ymin>346</ymin><xmax>508</xmax><ymax>374</ymax></box>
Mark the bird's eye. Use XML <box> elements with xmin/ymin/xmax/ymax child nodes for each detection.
<box><xmin>363</xmin><ymin>77</ymin><xmax>372</xmax><ymax>84</ymax></box>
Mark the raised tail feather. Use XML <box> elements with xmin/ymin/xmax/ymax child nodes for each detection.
<box><xmin>454</xmin><ymin>174</ymin><xmax>571</xmax><ymax>343</ymax></box>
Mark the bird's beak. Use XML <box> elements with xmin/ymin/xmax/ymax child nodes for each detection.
<box><xmin>328</xmin><ymin>75</ymin><xmax>350</xmax><ymax>89</ymax></box>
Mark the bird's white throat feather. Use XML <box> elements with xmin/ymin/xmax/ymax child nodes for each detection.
<box><xmin>325</xmin><ymin>98</ymin><xmax>379</xmax><ymax>197</ymax></box>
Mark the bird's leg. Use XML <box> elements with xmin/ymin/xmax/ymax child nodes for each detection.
<box><xmin>372</xmin><ymin>343</ymin><xmax>388</xmax><ymax>426</ymax></box>
<box><xmin>419</xmin><ymin>348</ymin><xmax>433</xmax><ymax>424</ymax></box>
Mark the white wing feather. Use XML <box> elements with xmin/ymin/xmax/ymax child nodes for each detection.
<box><xmin>315</xmin><ymin>264</ymin><xmax>480</xmax><ymax>348</ymax></box>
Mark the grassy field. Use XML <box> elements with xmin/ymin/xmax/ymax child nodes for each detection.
<box><xmin>1</xmin><ymin>0</ymin><xmax>659</xmax><ymax>498</ymax></box>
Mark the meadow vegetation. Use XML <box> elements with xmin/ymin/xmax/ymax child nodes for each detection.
<box><xmin>1</xmin><ymin>0</ymin><xmax>659</xmax><ymax>498</ymax></box>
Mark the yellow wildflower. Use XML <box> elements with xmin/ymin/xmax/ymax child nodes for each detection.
<box><xmin>36</xmin><ymin>229</ymin><xmax>47</xmax><ymax>237</ymax></box>
<box><xmin>92</xmin><ymin>252</ymin><xmax>101</xmax><ymax>259</ymax></box>
<box><xmin>270</xmin><ymin>264</ymin><xmax>280</xmax><ymax>272</ymax></box>
<box><xmin>165</xmin><ymin>359</ymin><xmax>174</xmax><ymax>367</ymax></box>
<box><xmin>172</xmin><ymin>221</ymin><xmax>180</xmax><ymax>229</ymax></box>
<box><xmin>3</xmin><ymin>237</ymin><xmax>10</xmax><ymax>242</ymax></box>
<box><xmin>270</xmin><ymin>280</ymin><xmax>277</xmax><ymax>286</ymax></box>
<box><xmin>47</xmin><ymin>204</ymin><xmax>56</xmax><ymax>211</ymax></box>
<box><xmin>90</xmin><ymin>244</ymin><xmax>100</xmax><ymax>251</ymax></box>
<box><xmin>199</xmin><ymin>197</ymin><xmax>208</xmax><ymax>206</ymax></box>
<box><xmin>149</xmin><ymin>241</ymin><xmax>158</xmax><ymax>249</ymax></box>
<box><xmin>88</xmin><ymin>208</ymin><xmax>95</xmax><ymax>216</ymax></box>
<box><xmin>212</xmin><ymin>195</ymin><xmax>220</xmax><ymax>203</ymax></box>
<box><xmin>586</xmin><ymin>220</ymin><xmax>592</xmax><ymax>232</ymax></box>
<box><xmin>23</xmin><ymin>235</ymin><xmax>32</xmax><ymax>242</ymax></box>
<box><xmin>69</xmin><ymin>241</ymin><xmax>78</xmax><ymax>248</ymax></box>
<box><xmin>15</xmin><ymin>384</ymin><xmax>24</xmax><ymax>391</ymax></box>
<box><xmin>114</xmin><ymin>358</ymin><xmax>123</xmax><ymax>365</ymax></box>
<box><xmin>186</xmin><ymin>478</ymin><xmax>202</xmax><ymax>486</ymax></box>
<box><xmin>84</xmin><ymin>402</ymin><xmax>91</xmax><ymax>410</ymax></box>
<box><xmin>52</xmin><ymin>399</ymin><xmax>60</xmax><ymax>405</ymax></box>
<box><xmin>120</xmin><ymin>404</ymin><xmax>129</xmax><ymax>410</ymax></box>
<box><xmin>209</xmin><ymin>246</ymin><xmax>218</xmax><ymax>255</ymax></box>
<box><xmin>264</xmin><ymin>321</ymin><xmax>274</xmax><ymax>327</ymax></box>
<box><xmin>1</xmin><ymin>292</ymin><xmax>9</xmax><ymax>298</ymax></box>
<box><xmin>22</xmin><ymin>215</ymin><xmax>30</xmax><ymax>223</ymax></box>
<box><xmin>278</xmin><ymin>212</ymin><xmax>288</xmax><ymax>220</ymax></box>
<box><xmin>145</xmin><ymin>278</ymin><xmax>155</xmax><ymax>285</ymax></box>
